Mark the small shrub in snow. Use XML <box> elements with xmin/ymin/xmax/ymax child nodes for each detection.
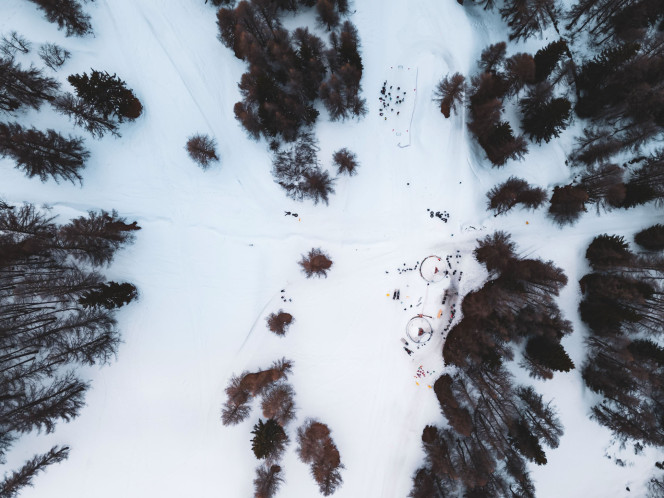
<box><xmin>299</xmin><ymin>248</ymin><xmax>333</xmax><ymax>278</ymax></box>
<box><xmin>266</xmin><ymin>311</ymin><xmax>293</xmax><ymax>336</ymax></box>
<box><xmin>39</xmin><ymin>43</ymin><xmax>71</xmax><ymax>70</ymax></box>
<box><xmin>251</xmin><ymin>418</ymin><xmax>288</xmax><ymax>462</ymax></box>
<box><xmin>186</xmin><ymin>134</ymin><xmax>219</xmax><ymax>169</ymax></box>
<box><xmin>332</xmin><ymin>148</ymin><xmax>358</xmax><ymax>176</ymax></box>
<box><xmin>253</xmin><ymin>464</ymin><xmax>284</xmax><ymax>498</ymax></box>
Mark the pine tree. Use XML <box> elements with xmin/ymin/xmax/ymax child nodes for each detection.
<box><xmin>58</xmin><ymin>210</ymin><xmax>141</xmax><ymax>266</ymax></box>
<box><xmin>316</xmin><ymin>0</ymin><xmax>340</xmax><ymax>30</ymax></box>
<box><xmin>500</xmin><ymin>0</ymin><xmax>558</xmax><ymax>41</ymax></box>
<box><xmin>68</xmin><ymin>70</ymin><xmax>142</xmax><ymax>121</ymax></box>
<box><xmin>52</xmin><ymin>93</ymin><xmax>121</xmax><ymax>139</ymax></box>
<box><xmin>433</xmin><ymin>73</ymin><xmax>466</xmax><ymax>118</ymax></box>
<box><xmin>548</xmin><ymin>185</ymin><xmax>588</xmax><ymax>225</ymax></box>
<box><xmin>0</xmin><ymin>58</ymin><xmax>59</xmax><ymax>112</ymax></box>
<box><xmin>635</xmin><ymin>224</ymin><xmax>664</xmax><ymax>251</ymax></box>
<box><xmin>26</xmin><ymin>0</ymin><xmax>92</xmax><ymax>36</ymax></box>
<box><xmin>524</xmin><ymin>336</ymin><xmax>575</xmax><ymax>375</ymax></box>
<box><xmin>251</xmin><ymin>418</ymin><xmax>289</xmax><ymax>461</ymax></box>
<box><xmin>0</xmin><ymin>446</ymin><xmax>69</xmax><ymax>498</ymax></box>
<box><xmin>253</xmin><ymin>464</ymin><xmax>284</xmax><ymax>498</ymax></box>
<box><xmin>521</xmin><ymin>96</ymin><xmax>571</xmax><ymax>144</ymax></box>
<box><xmin>0</xmin><ymin>122</ymin><xmax>89</xmax><ymax>183</ymax></box>
<box><xmin>585</xmin><ymin>234</ymin><xmax>633</xmax><ymax>268</ymax></box>
<box><xmin>534</xmin><ymin>40</ymin><xmax>568</xmax><ymax>82</ymax></box>
<box><xmin>78</xmin><ymin>282</ymin><xmax>138</xmax><ymax>309</ymax></box>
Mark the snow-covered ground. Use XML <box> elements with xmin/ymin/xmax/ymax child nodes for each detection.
<box><xmin>1</xmin><ymin>0</ymin><xmax>662</xmax><ymax>497</ymax></box>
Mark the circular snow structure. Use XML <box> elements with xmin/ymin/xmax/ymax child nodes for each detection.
<box><xmin>420</xmin><ymin>255</ymin><xmax>445</xmax><ymax>283</ymax></box>
<box><xmin>406</xmin><ymin>316</ymin><xmax>433</xmax><ymax>343</ymax></box>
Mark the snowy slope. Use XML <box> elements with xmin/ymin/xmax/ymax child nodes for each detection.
<box><xmin>1</xmin><ymin>0</ymin><xmax>662</xmax><ymax>497</ymax></box>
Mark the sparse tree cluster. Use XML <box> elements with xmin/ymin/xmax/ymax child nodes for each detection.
<box><xmin>466</xmin><ymin>44</ymin><xmax>530</xmax><ymax>166</ymax></box>
<box><xmin>272</xmin><ymin>133</ymin><xmax>335</xmax><ymax>204</ymax></box>
<box><xmin>579</xmin><ymin>233</ymin><xmax>664</xmax><ymax>447</ymax></box>
<box><xmin>486</xmin><ymin>176</ymin><xmax>547</xmax><ymax>215</ymax></box>
<box><xmin>221</xmin><ymin>358</ymin><xmax>294</xmax><ymax>426</ymax></box>
<box><xmin>297</xmin><ymin>419</ymin><xmax>344</xmax><ymax>495</ymax></box>
<box><xmin>218</xmin><ymin>1</ymin><xmax>365</xmax><ymax>143</ymax></box>
<box><xmin>0</xmin><ymin>202</ymin><xmax>138</xmax><ymax>496</ymax></box>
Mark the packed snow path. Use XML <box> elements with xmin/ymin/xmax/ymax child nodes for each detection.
<box><xmin>1</xmin><ymin>0</ymin><xmax>662</xmax><ymax>497</ymax></box>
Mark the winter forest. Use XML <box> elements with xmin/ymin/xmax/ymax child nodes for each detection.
<box><xmin>0</xmin><ymin>0</ymin><xmax>663</xmax><ymax>496</ymax></box>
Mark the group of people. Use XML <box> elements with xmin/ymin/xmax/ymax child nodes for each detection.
<box><xmin>378</xmin><ymin>80</ymin><xmax>407</xmax><ymax>120</ymax></box>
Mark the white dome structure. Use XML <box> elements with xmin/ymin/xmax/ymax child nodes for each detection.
<box><xmin>406</xmin><ymin>316</ymin><xmax>433</xmax><ymax>343</ymax></box>
<box><xmin>419</xmin><ymin>255</ymin><xmax>445</xmax><ymax>283</ymax></box>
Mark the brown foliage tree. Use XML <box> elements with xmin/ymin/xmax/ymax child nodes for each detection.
<box><xmin>186</xmin><ymin>134</ymin><xmax>219</xmax><ymax>169</ymax></box>
<box><xmin>261</xmin><ymin>383</ymin><xmax>296</xmax><ymax>426</ymax></box>
<box><xmin>332</xmin><ymin>148</ymin><xmax>359</xmax><ymax>175</ymax></box>
<box><xmin>433</xmin><ymin>73</ymin><xmax>466</xmax><ymax>118</ymax></box>
<box><xmin>299</xmin><ymin>248</ymin><xmax>333</xmax><ymax>278</ymax></box>
<box><xmin>297</xmin><ymin>419</ymin><xmax>344</xmax><ymax>495</ymax></box>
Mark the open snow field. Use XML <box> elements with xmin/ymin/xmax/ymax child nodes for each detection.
<box><xmin>1</xmin><ymin>0</ymin><xmax>662</xmax><ymax>497</ymax></box>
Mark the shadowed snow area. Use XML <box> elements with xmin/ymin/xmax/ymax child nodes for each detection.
<box><xmin>1</xmin><ymin>0</ymin><xmax>661</xmax><ymax>497</ymax></box>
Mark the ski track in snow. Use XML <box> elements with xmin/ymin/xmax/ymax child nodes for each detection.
<box><xmin>1</xmin><ymin>0</ymin><xmax>663</xmax><ymax>497</ymax></box>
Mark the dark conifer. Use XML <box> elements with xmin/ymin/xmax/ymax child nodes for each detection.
<box><xmin>500</xmin><ymin>0</ymin><xmax>558</xmax><ymax>41</ymax></box>
<box><xmin>0</xmin><ymin>58</ymin><xmax>59</xmax><ymax>112</ymax></box>
<box><xmin>487</xmin><ymin>177</ymin><xmax>547</xmax><ymax>215</ymax></box>
<box><xmin>0</xmin><ymin>446</ymin><xmax>69</xmax><ymax>498</ymax></box>
<box><xmin>521</xmin><ymin>96</ymin><xmax>571</xmax><ymax>144</ymax></box>
<box><xmin>548</xmin><ymin>185</ymin><xmax>588</xmax><ymax>225</ymax></box>
<box><xmin>52</xmin><ymin>93</ymin><xmax>121</xmax><ymax>139</ymax></box>
<box><xmin>534</xmin><ymin>40</ymin><xmax>568</xmax><ymax>82</ymax></box>
<box><xmin>68</xmin><ymin>70</ymin><xmax>142</xmax><ymax>121</ymax></box>
<box><xmin>635</xmin><ymin>224</ymin><xmax>664</xmax><ymax>251</ymax></box>
<box><xmin>0</xmin><ymin>122</ymin><xmax>89</xmax><ymax>183</ymax></box>
<box><xmin>585</xmin><ymin>234</ymin><xmax>633</xmax><ymax>268</ymax></box>
<box><xmin>433</xmin><ymin>73</ymin><xmax>466</xmax><ymax>118</ymax></box>
<box><xmin>251</xmin><ymin>418</ymin><xmax>289</xmax><ymax>461</ymax></box>
<box><xmin>26</xmin><ymin>0</ymin><xmax>92</xmax><ymax>36</ymax></box>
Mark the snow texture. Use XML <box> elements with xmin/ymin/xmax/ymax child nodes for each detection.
<box><xmin>1</xmin><ymin>0</ymin><xmax>662</xmax><ymax>497</ymax></box>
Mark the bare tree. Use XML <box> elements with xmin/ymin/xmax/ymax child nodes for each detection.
<box><xmin>38</xmin><ymin>43</ymin><xmax>71</xmax><ymax>70</ymax></box>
